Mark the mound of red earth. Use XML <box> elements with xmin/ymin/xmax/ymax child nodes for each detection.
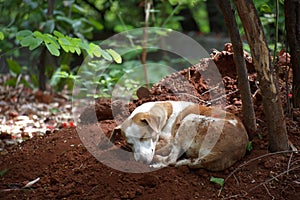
<box><xmin>1</xmin><ymin>44</ymin><xmax>300</xmax><ymax>199</ymax></box>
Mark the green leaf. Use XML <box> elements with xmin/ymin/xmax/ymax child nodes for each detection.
<box><xmin>168</xmin><ymin>0</ymin><xmax>187</xmax><ymax>5</ymax></box>
<box><xmin>87</xmin><ymin>17</ymin><xmax>104</xmax><ymax>30</ymax></box>
<box><xmin>53</xmin><ymin>30</ymin><xmax>64</xmax><ymax>38</ymax></box>
<box><xmin>0</xmin><ymin>169</ymin><xmax>8</xmax><ymax>177</ymax></box>
<box><xmin>260</xmin><ymin>4</ymin><xmax>272</xmax><ymax>14</ymax></box>
<box><xmin>43</xmin><ymin>19</ymin><xmax>55</xmax><ymax>33</ymax></box>
<box><xmin>88</xmin><ymin>43</ymin><xmax>102</xmax><ymax>58</ymax></box>
<box><xmin>56</xmin><ymin>16</ymin><xmax>74</xmax><ymax>25</ymax></box>
<box><xmin>6</xmin><ymin>59</ymin><xmax>22</xmax><ymax>75</ymax></box>
<box><xmin>50</xmin><ymin>68</ymin><xmax>62</xmax><ymax>86</ymax></box>
<box><xmin>46</xmin><ymin>43</ymin><xmax>60</xmax><ymax>56</ymax></box>
<box><xmin>33</xmin><ymin>31</ymin><xmax>44</xmax><ymax>39</ymax></box>
<box><xmin>19</xmin><ymin>32</ymin><xmax>43</xmax><ymax>50</ymax></box>
<box><xmin>58</xmin><ymin>37</ymin><xmax>71</xmax><ymax>52</ymax></box>
<box><xmin>0</xmin><ymin>32</ymin><xmax>4</xmax><ymax>40</ymax></box>
<box><xmin>34</xmin><ymin>31</ymin><xmax>60</xmax><ymax>49</ymax></box>
<box><xmin>4</xmin><ymin>78</ymin><xmax>17</xmax><ymax>87</ymax></box>
<box><xmin>99</xmin><ymin>48</ymin><xmax>112</xmax><ymax>61</ymax></box>
<box><xmin>74</xmin><ymin>46</ymin><xmax>81</xmax><ymax>55</ymax></box>
<box><xmin>72</xmin><ymin>4</ymin><xmax>86</xmax><ymax>14</ymax></box>
<box><xmin>30</xmin><ymin>73</ymin><xmax>39</xmax><ymax>87</ymax></box>
<box><xmin>16</xmin><ymin>30</ymin><xmax>32</xmax><ymax>40</ymax></box>
<box><xmin>20</xmin><ymin>35</ymin><xmax>35</xmax><ymax>47</ymax></box>
<box><xmin>79</xmin><ymin>42</ymin><xmax>89</xmax><ymax>51</ymax></box>
<box><xmin>44</xmin><ymin>34</ymin><xmax>59</xmax><ymax>48</ymax></box>
<box><xmin>247</xmin><ymin>141</ymin><xmax>253</xmax><ymax>152</ymax></box>
<box><xmin>107</xmin><ymin>49</ymin><xmax>122</xmax><ymax>64</ymax></box>
<box><xmin>29</xmin><ymin>38</ymin><xmax>43</xmax><ymax>50</ymax></box>
<box><xmin>210</xmin><ymin>177</ymin><xmax>224</xmax><ymax>187</ymax></box>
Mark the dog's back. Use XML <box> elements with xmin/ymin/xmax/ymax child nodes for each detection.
<box><xmin>156</xmin><ymin>103</ymin><xmax>249</xmax><ymax>171</ymax></box>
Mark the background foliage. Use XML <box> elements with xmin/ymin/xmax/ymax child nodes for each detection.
<box><xmin>0</xmin><ymin>0</ymin><xmax>283</xmax><ymax>97</ymax></box>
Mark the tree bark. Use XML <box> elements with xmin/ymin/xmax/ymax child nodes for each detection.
<box><xmin>206</xmin><ymin>0</ymin><xmax>227</xmax><ymax>34</ymax></box>
<box><xmin>217</xmin><ymin>0</ymin><xmax>257</xmax><ymax>135</ymax></box>
<box><xmin>38</xmin><ymin>48</ymin><xmax>46</xmax><ymax>91</ymax></box>
<box><xmin>285</xmin><ymin>0</ymin><xmax>300</xmax><ymax>108</ymax></box>
<box><xmin>234</xmin><ymin>0</ymin><xmax>289</xmax><ymax>152</ymax></box>
<box><xmin>38</xmin><ymin>0</ymin><xmax>55</xmax><ymax>91</ymax></box>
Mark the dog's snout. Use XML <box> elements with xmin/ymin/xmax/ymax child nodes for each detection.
<box><xmin>133</xmin><ymin>152</ymin><xmax>153</xmax><ymax>164</ymax></box>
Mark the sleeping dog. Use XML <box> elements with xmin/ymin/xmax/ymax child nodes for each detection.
<box><xmin>110</xmin><ymin>101</ymin><xmax>248</xmax><ymax>171</ymax></box>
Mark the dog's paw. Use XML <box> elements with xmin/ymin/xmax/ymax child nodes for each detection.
<box><xmin>149</xmin><ymin>162</ymin><xmax>168</xmax><ymax>169</ymax></box>
<box><xmin>174</xmin><ymin>159</ymin><xmax>191</xmax><ymax>167</ymax></box>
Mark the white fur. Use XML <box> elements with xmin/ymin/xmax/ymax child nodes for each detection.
<box><xmin>124</xmin><ymin>101</ymin><xmax>194</xmax><ymax>164</ymax></box>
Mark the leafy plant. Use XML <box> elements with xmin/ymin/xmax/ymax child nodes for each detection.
<box><xmin>0</xmin><ymin>31</ymin><xmax>4</xmax><ymax>41</ymax></box>
<box><xmin>15</xmin><ymin>30</ymin><xmax>121</xmax><ymax>62</ymax></box>
<box><xmin>0</xmin><ymin>169</ymin><xmax>8</xmax><ymax>177</ymax></box>
<box><xmin>210</xmin><ymin>176</ymin><xmax>224</xmax><ymax>187</ymax></box>
<box><xmin>247</xmin><ymin>141</ymin><xmax>253</xmax><ymax>152</ymax></box>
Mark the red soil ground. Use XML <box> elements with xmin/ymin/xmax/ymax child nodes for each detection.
<box><xmin>1</xmin><ymin>45</ymin><xmax>299</xmax><ymax>199</ymax></box>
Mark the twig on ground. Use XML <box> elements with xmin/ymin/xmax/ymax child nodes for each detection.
<box><xmin>249</xmin><ymin>165</ymin><xmax>300</xmax><ymax>192</ymax></box>
<box><xmin>287</xmin><ymin>152</ymin><xmax>293</xmax><ymax>175</ymax></box>
<box><xmin>263</xmin><ymin>183</ymin><xmax>275</xmax><ymax>200</ymax></box>
<box><xmin>220</xmin><ymin>190</ymin><xmax>248</xmax><ymax>199</ymax></box>
<box><xmin>291</xmin><ymin>159</ymin><xmax>300</xmax><ymax>166</ymax></box>
<box><xmin>224</xmin><ymin>150</ymin><xmax>293</xmax><ymax>184</ymax></box>
<box><xmin>252</xmin><ymin>88</ymin><xmax>260</xmax><ymax>98</ymax></box>
<box><xmin>233</xmin><ymin>173</ymin><xmax>240</xmax><ymax>186</ymax></box>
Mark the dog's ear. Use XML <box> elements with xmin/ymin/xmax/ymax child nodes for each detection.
<box><xmin>109</xmin><ymin>126</ymin><xmax>121</xmax><ymax>143</ymax></box>
<box><xmin>141</xmin><ymin>104</ymin><xmax>168</xmax><ymax>132</ymax></box>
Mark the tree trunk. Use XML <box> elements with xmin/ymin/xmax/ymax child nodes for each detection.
<box><xmin>234</xmin><ymin>0</ymin><xmax>289</xmax><ymax>152</ymax></box>
<box><xmin>38</xmin><ymin>0</ymin><xmax>55</xmax><ymax>91</ymax></box>
<box><xmin>38</xmin><ymin>48</ymin><xmax>46</xmax><ymax>91</ymax></box>
<box><xmin>206</xmin><ymin>0</ymin><xmax>227</xmax><ymax>34</ymax></box>
<box><xmin>285</xmin><ymin>0</ymin><xmax>300</xmax><ymax>108</ymax></box>
<box><xmin>179</xmin><ymin>8</ymin><xmax>199</xmax><ymax>32</ymax></box>
<box><xmin>216</xmin><ymin>0</ymin><xmax>257</xmax><ymax>135</ymax></box>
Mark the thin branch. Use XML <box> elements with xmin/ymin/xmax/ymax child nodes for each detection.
<box><xmin>287</xmin><ymin>152</ymin><xmax>293</xmax><ymax>175</ymax></box>
<box><xmin>80</xmin><ymin>0</ymin><xmax>106</xmax><ymax>20</ymax></box>
<box><xmin>263</xmin><ymin>183</ymin><xmax>275</xmax><ymax>200</ymax></box>
<box><xmin>161</xmin><ymin>3</ymin><xmax>181</xmax><ymax>27</ymax></box>
<box><xmin>142</xmin><ymin>1</ymin><xmax>151</xmax><ymax>88</ymax></box>
<box><xmin>218</xmin><ymin>150</ymin><xmax>297</xmax><ymax>196</ymax></box>
<box><xmin>208</xmin><ymin>89</ymin><xmax>240</xmax><ymax>104</ymax></box>
<box><xmin>224</xmin><ymin>150</ymin><xmax>294</xmax><ymax>184</ymax></box>
<box><xmin>249</xmin><ymin>165</ymin><xmax>300</xmax><ymax>192</ymax></box>
<box><xmin>273</xmin><ymin>0</ymin><xmax>279</xmax><ymax>68</ymax></box>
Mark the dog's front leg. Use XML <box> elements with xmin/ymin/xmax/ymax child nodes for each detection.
<box><xmin>165</xmin><ymin>117</ymin><xmax>199</xmax><ymax>165</ymax></box>
<box><xmin>150</xmin><ymin>144</ymin><xmax>181</xmax><ymax>168</ymax></box>
<box><xmin>174</xmin><ymin>157</ymin><xmax>201</xmax><ymax>168</ymax></box>
<box><xmin>150</xmin><ymin>117</ymin><xmax>199</xmax><ymax>168</ymax></box>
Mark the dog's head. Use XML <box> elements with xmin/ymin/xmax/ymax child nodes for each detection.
<box><xmin>111</xmin><ymin>102</ymin><xmax>171</xmax><ymax>164</ymax></box>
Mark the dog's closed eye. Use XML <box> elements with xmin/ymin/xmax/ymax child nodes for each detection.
<box><xmin>140</xmin><ymin>119</ymin><xmax>149</xmax><ymax>126</ymax></box>
<box><xmin>139</xmin><ymin>137</ymin><xmax>148</xmax><ymax>142</ymax></box>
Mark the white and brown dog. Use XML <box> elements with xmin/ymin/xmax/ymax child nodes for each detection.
<box><xmin>111</xmin><ymin>101</ymin><xmax>248</xmax><ymax>171</ymax></box>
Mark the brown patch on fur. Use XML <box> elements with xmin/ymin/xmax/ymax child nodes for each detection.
<box><xmin>171</xmin><ymin>105</ymin><xmax>211</xmax><ymax>137</ymax></box>
<box><xmin>170</xmin><ymin>104</ymin><xmax>243</xmax><ymax>137</ymax></box>
<box><xmin>157</xmin><ymin>102</ymin><xmax>173</xmax><ymax>119</ymax></box>
<box><xmin>131</xmin><ymin>113</ymin><xmax>150</xmax><ymax>126</ymax></box>
<box><xmin>131</xmin><ymin>102</ymin><xmax>172</xmax><ymax>127</ymax></box>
